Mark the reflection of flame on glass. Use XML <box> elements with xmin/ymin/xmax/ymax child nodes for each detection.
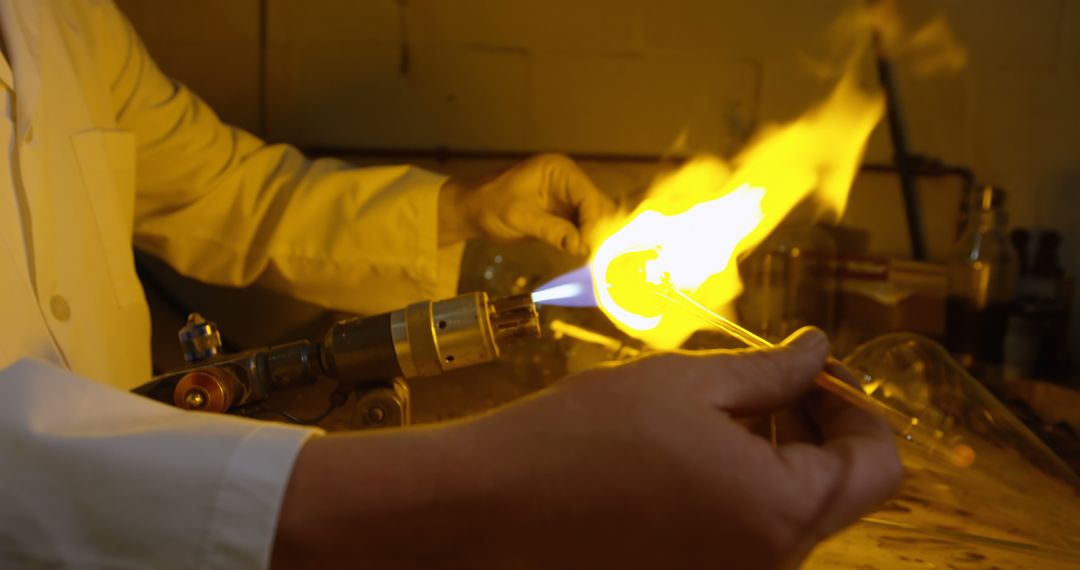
<box><xmin>585</xmin><ymin>56</ymin><xmax>884</xmax><ymax>350</ymax></box>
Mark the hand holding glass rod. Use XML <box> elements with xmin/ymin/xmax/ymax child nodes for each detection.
<box><xmin>654</xmin><ymin>283</ymin><xmax>976</xmax><ymax>469</ymax></box>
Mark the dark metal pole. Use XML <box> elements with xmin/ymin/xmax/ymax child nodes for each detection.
<box><xmin>873</xmin><ymin>32</ymin><xmax>928</xmax><ymax>260</ymax></box>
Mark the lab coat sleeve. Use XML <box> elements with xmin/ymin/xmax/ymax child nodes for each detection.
<box><xmin>91</xmin><ymin>2</ymin><xmax>462</xmax><ymax>315</ymax></box>
<box><xmin>0</xmin><ymin>358</ymin><xmax>318</xmax><ymax>569</ymax></box>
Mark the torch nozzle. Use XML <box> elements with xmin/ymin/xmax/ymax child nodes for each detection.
<box><xmin>489</xmin><ymin>294</ymin><xmax>542</xmax><ymax>342</ymax></box>
<box><xmin>652</xmin><ymin>282</ymin><xmax>975</xmax><ymax>469</ymax></box>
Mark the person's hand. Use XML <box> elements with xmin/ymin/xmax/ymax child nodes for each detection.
<box><xmin>449</xmin><ymin>327</ymin><xmax>903</xmax><ymax>569</ymax></box>
<box><xmin>272</xmin><ymin>328</ymin><xmax>902</xmax><ymax>570</ymax></box>
<box><xmin>438</xmin><ymin>153</ymin><xmax>616</xmax><ymax>256</ymax></box>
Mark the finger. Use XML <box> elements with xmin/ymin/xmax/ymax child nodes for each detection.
<box><xmin>544</xmin><ymin>155</ymin><xmax>597</xmax><ymax>212</ymax></box>
<box><xmin>542</xmin><ymin>157</ymin><xmax>614</xmax><ymax>255</ymax></box>
<box><xmin>579</xmin><ymin>187</ymin><xmax>617</xmax><ymax>224</ymax></box>
<box><xmin>777</xmin><ymin>428</ymin><xmax>902</xmax><ymax>541</ymax></box>
<box><xmin>812</xmin><ymin>362</ymin><xmax>902</xmax><ymax>522</ymax></box>
<box><xmin>777</xmin><ymin>362</ymin><xmax>903</xmax><ymax>540</ymax></box>
<box><xmin>564</xmin><ymin>169</ymin><xmax>615</xmax><ymax>229</ymax></box>
<box><xmin>613</xmin><ymin>327</ymin><xmax>826</xmax><ymax>414</ymax></box>
<box><xmin>808</xmin><ymin>362</ymin><xmax>894</xmax><ymax>453</ymax></box>
<box><xmin>711</xmin><ymin>327</ymin><xmax>830</xmax><ymax>415</ymax></box>
<box><xmin>507</xmin><ymin>208</ymin><xmax>584</xmax><ymax>255</ymax></box>
<box><xmin>773</xmin><ymin>404</ymin><xmax>821</xmax><ymax>445</ymax></box>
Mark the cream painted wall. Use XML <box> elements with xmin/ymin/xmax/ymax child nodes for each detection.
<box><xmin>113</xmin><ymin>0</ymin><xmax>263</xmax><ymax>132</ymax></box>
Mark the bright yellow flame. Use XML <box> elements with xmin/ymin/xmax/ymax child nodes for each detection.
<box><xmin>590</xmin><ymin>63</ymin><xmax>884</xmax><ymax>349</ymax></box>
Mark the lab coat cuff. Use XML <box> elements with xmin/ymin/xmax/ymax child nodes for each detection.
<box><xmin>411</xmin><ymin>172</ymin><xmax>463</xmax><ymax>300</ymax></box>
<box><xmin>202</xmin><ymin>423</ymin><xmax>320</xmax><ymax>570</ymax></box>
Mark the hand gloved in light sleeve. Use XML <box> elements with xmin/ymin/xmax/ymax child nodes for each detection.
<box><xmin>438</xmin><ymin>153</ymin><xmax>617</xmax><ymax>257</ymax></box>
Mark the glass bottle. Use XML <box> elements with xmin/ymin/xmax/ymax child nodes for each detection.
<box><xmin>1006</xmin><ymin>230</ymin><xmax>1072</xmax><ymax>381</ymax></box>
<box><xmin>945</xmin><ymin>185</ymin><xmax>1019</xmax><ymax>382</ymax></box>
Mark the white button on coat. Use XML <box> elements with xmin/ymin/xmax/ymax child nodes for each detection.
<box><xmin>48</xmin><ymin>294</ymin><xmax>70</xmax><ymax>321</ymax></box>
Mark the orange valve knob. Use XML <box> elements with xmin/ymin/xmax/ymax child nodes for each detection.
<box><xmin>174</xmin><ymin>368</ymin><xmax>240</xmax><ymax>413</ymax></box>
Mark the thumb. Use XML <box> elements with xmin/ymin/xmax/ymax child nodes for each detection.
<box><xmin>714</xmin><ymin>327</ymin><xmax>830</xmax><ymax>415</ymax></box>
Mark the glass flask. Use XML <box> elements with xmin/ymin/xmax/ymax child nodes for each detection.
<box><xmin>803</xmin><ymin>333</ymin><xmax>1080</xmax><ymax>568</ymax></box>
<box><xmin>946</xmin><ymin>185</ymin><xmax>1019</xmax><ymax>382</ymax></box>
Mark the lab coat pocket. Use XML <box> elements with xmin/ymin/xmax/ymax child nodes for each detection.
<box><xmin>71</xmin><ymin>129</ymin><xmax>142</xmax><ymax>307</ymax></box>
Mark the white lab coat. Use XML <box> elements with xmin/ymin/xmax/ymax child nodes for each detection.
<box><xmin>0</xmin><ymin>0</ymin><xmax>461</xmax><ymax>567</ymax></box>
